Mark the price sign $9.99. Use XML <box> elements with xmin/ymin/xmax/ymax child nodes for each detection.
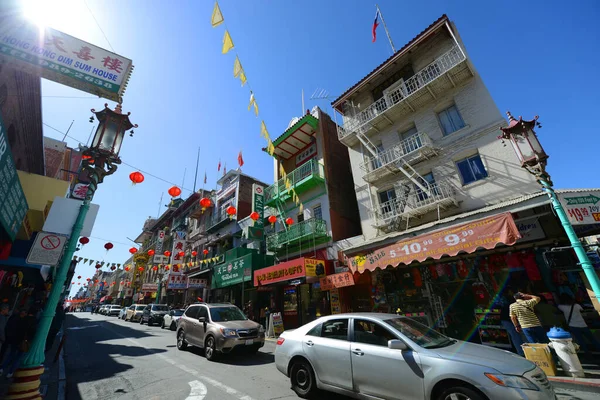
<box><xmin>389</xmin><ymin>229</ymin><xmax>475</xmax><ymax>257</ymax></box>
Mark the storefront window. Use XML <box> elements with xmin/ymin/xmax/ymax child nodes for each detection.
<box><xmin>283</xmin><ymin>287</ymin><xmax>298</xmax><ymax>313</ymax></box>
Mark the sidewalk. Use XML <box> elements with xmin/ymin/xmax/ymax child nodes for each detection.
<box><xmin>549</xmin><ymin>353</ymin><xmax>600</xmax><ymax>392</ymax></box>
<box><xmin>0</xmin><ymin>331</ymin><xmax>66</xmax><ymax>400</ymax></box>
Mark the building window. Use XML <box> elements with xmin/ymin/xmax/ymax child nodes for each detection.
<box><xmin>313</xmin><ymin>205</ymin><xmax>322</xmax><ymax>221</ymax></box>
<box><xmin>456</xmin><ymin>154</ymin><xmax>488</xmax><ymax>185</ymax></box>
<box><xmin>297</xmin><ymin>213</ymin><xmax>304</xmax><ymax>223</ymax></box>
<box><xmin>438</xmin><ymin>105</ymin><xmax>465</xmax><ymax>136</ymax></box>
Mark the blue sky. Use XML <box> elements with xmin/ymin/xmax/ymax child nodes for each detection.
<box><xmin>22</xmin><ymin>0</ymin><xmax>599</xmax><ymax>295</ymax></box>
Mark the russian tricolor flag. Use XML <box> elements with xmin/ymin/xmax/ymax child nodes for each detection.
<box><xmin>372</xmin><ymin>9</ymin><xmax>381</xmax><ymax>43</ymax></box>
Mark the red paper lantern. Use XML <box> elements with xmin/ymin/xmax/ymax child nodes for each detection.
<box><xmin>226</xmin><ymin>206</ymin><xmax>237</xmax><ymax>219</ymax></box>
<box><xmin>191</xmin><ymin>251</ymin><xmax>198</xmax><ymax>257</ymax></box>
<box><xmin>286</xmin><ymin>217</ymin><xmax>294</xmax><ymax>226</ymax></box>
<box><xmin>152</xmin><ymin>266</ymin><xmax>158</xmax><ymax>271</ymax></box>
<box><xmin>77</xmin><ymin>283</ymin><xmax>81</xmax><ymax>285</ymax></box>
<box><xmin>203</xmin><ymin>249</ymin><xmax>209</xmax><ymax>256</ymax></box>
<box><xmin>104</xmin><ymin>242</ymin><xmax>113</xmax><ymax>251</ymax></box>
<box><xmin>79</xmin><ymin>237</ymin><xmax>89</xmax><ymax>245</ymax></box>
<box><xmin>178</xmin><ymin>251</ymin><xmax>185</xmax><ymax>257</ymax></box>
<box><xmin>110</xmin><ymin>265</ymin><xmax>116</xmax><ymax>271</ymax></box>
<box><xmin>200</xmin><ymin>197</ymin><xmax>212</xmax><ymax>212</ymax></box>
<box><xmin>77</xmin><ymin>275</ymin><xmax>81</xmax><ymax>279</ymax></box>
<box><xmin>173</xmin><ymin>265</ymin><xmax>179</xmax><ymax>272</ymax></box>
<box><xmin>95</xmin><ymin>264</ymin><xmax>102</xmax><ymax>269</ymax></box>
<box><xmin>129</xmin><ymin>247</ymin><xmax>138</xmax><ymax>254</ymax></box>
<box><xmin>164</xmin><ymin>251</ymin><xmax>171</xmax><ymax>257</ymax></box>
<box><xmin>71</xmin><ymin>282</ymin><xmax>75</xmax><ymax>285</ymax></box>
<box><xmin>124</xmin><ymin>265</ymin><xmax>131</xmax><ymax>272</ymax></box>
<box><xmin>268</xmin><ymin>215</ymin><xmax>277</xmax><ymax>226</ymax></box>
<box><xmin>164</xmin><ymin>265</ymin><xmax>170</xmax><ymax>271</ymax></box>
<box><xmin>120</xmin><ymin>281</ymin><xmax>124</xmax><ymax>285</ymax></box>
<box><xmin>86</xmin><ymin>278</ymin><xmax>91</xmax><ymax>281</ymax></box>
<box><xmin>138</xmin><ymin>266</ymin><xmax>144</xmax><ymax>272</ymax></box>
<box><xmin>250</xmin><ymin>211</ymin><xmax>260</xmax><ymax>222</ymax></box>
<box><xmin>147</xmin><ymin>249</ymin><xmax>155</xmax><ymax>256</ymax></box>
<box><xmin>168</xmin><ymin>186</ymin><xmax>182</xmax><ymax>198</ymax></box>
<box><xmin>129</xmin><ymin>171</ymin><xmax>144</xmax><ymax>185</ymax></box>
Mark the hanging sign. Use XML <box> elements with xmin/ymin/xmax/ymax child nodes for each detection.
<box><xmin>0</xmin><ymin>17</ymin><xmax>133</xmax><ymax>102</ymax></box>
<box><xmin>295</xmin><ymin>143</ymin><xmax>317</xmax><ymax>167</ymax></box>
<box><xmin>171</xmin><ymin>231</ymin><xmax>187</xmax><ymax>263</ymax></box>
<box><xmin>320</xmin><ymin>271</ymin><xmax>355</xmax><ymax>291</ymax></box>
<box><xmin>557</xmin><ymin>191</ymin><xmax>600</xmax><ymax>226</ymax></box>
<box><xmin>348</xmin><ymin>213</ymin><xmax>521</xmax><ymax>273</ymax></box>
<box><xmin>187</xmin><ymin>278</ymin><xmax>207</xmax><ymax>289</ymax></box>
<box><xmin>304</xmin><ymin>258</ymin><xmax>326</xmax><ymax>277</ymax></box>
<box><xmin>26</xmin><ymin>231</ymin><xmax>68</xmax><ymax>266</ymax></box>
<box><xmin>251</xmin><ymin>183</ymin><xmax>265</xmax><ymax>235</ymax></box>
<box><xmin>154</xmin><ymin>230</ymin><xmax>166</xmax><ymax>263</ymax></box>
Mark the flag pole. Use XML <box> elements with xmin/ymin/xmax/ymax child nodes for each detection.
<box><xmin>193</xmin><ymin>147</ymin><xmax>200</xmax><ymax>192</ymax></box>
<box><xmin>376</xmin><ymin>4</ymin><xmax>396</xmax><ymax>53</ymax></box>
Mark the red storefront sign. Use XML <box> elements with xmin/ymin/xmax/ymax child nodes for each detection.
<box><xmin>348</xmin><ymin>213</ymin><xmax>521</xmax><ymax>273</ymax></box>
<box><xmin>320</xmin><ymin>271</ymin><xmax>355</xmax><ymax>291</ymax></box>
<box><xmin>254</xmin><ymin>258</ymin><xmax>305</xmax><ymax>286</ymax></box>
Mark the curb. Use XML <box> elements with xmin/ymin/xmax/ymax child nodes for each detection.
<box><xmin>548</xmin><ymin>376</ymin><xmax>600</xmax><ymax>389</ymax></box>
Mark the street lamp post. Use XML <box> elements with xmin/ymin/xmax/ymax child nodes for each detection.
<box><xmin>7</xmin><ymin>104</ymin><xmax>137</xmax><ymax>399</ymax></box>
<box><xmin>500</xmin><ymin>111</ymin><xmax>600</xmax><ymax>308</ymax></box>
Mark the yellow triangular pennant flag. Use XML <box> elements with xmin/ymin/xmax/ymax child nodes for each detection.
<box><xmin>211</xmin><ymin>1</ymin><xmax>224</xmax><ymax>27</ymax></box>
<box><xmin>279</xmin><ymin>164</ymin><xmax>286</xmax><ymax>179</ymax></box>
<box><xmin>239</xmin><ymin>69</ymin><xmax>247</xmax><ymax>86</ymax></box>
<box><xmin>260</xmin><ymin>121</ymin><xmax>270</xmax><ymax>140</ymax></box>
<box><xmin>267</xmin><ymin>141</ymin><xmax>275</xmax><ymax>156</ymax></box>
<box><xmin>248</xmin><ymin>92</ymin><xmax>255</xmax><ymax>111</ymax></box>
<box><xmin>83</xmin><ymin>258</ymin><xmax>88</xmax><ymax>264</ymax></box>
<box><xmin>117</xmin><ymin>264</ymin><xmax>121</xmax><ymax>268</ymax></box>
<box><xmin>222</xmin><ymin>30</ymin><xmax>234</xmax><ymax>54</ymax></box>
<box><xmin>233</xmin><ymin>56</ymin><xmax>242</xmax><ymax>77</ymax></box>
<box><xmin>299</xmin><ymin>203</ymin><xmax>304</xmax><ymax>213</ymax></box>
<box><xmin>100</xmin><ymin>261</ymin><xmax>105</xmax><ymax>266</ymax></box>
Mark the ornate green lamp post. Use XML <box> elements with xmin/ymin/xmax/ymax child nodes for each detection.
<box><xmin>500</xmin><ymin>112</ymin><xmax>600</xmax><ymax>306</ymax></box>
<box><xmin>7</xmin><ymin>104</ymin><xmax>137</xmax><ymax>399</ymax></box>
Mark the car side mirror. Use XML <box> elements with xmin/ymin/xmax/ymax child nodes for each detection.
<box><xmin>388</xmin><ymin>339</ymin><xmax>407</xmax><ymax>351</ymax></box>
<box><xmin>198</xmin><ymin>317</ymin><xmax>206</xmax><ymax>323</ymax></box>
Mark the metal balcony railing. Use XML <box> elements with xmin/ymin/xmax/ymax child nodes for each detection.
<box><xmin>265</xmin><ymin>159</ymin><xmax>325</xmax><ymax>203</ymax></box>
<box><xmin>209</xmin><ymin>202</ymin><xmax>236</xmax><ymax>228</ymax></box>
<box><xmin>377</xmin><ymin>181</ymin><xmax>456</xmax><ymax>221</ymax></box>
<box><xmin>360</xmin><ymin>132</ymin><xmax>434</xmax><ymax>174</ymax></box>
<box><xmin>338</xmin><ymin>46</ymin><xmax>465</xmax><ymax>141</ymax></box>
<box><xmin>266</xmin><ymin>218</ymin><xmax>328</xmax><ymax>250</ymax></box>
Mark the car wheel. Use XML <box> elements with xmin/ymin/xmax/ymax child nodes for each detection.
<box><xmin>204</xmin><ymin>336</ymin><xmax>218</xmax><ymax>361</ymax></box>
<box><xmin>177</xmin><ymin>330</ymin><xmax>188</xmax><ymax>350</ymax></box>
<box><xmin>438</xmin><ymin>386</ymin><xmax>485</xmax><ymax>400</ymax></box>
<box><xmin>161</xmin><ymin>320</ymin><xmax>165</xmax><ymax>329</ymax></box>
<box><xmin>170</xmin><ymin>322</ymin><xmax>176</xmax><ymax>331</ymax></box>
<box><xmin>148</xmin><ymin>319</ymin><xmax>153</xmax><ymax>327</ymax></box>
<box><xmin>290</xmin><ymin>360</ymin><xmax>317</xmax><ymax>399</ymax></box>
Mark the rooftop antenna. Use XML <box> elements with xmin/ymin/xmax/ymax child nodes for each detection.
<box><xmin>157</xmin><ymin>192</ymin><xmax>163</xmax><ymax>218</ymax></box>
<box><xmin>310</xmin><ymin>87</ymin><xmax>340</xmax><ymax>123</ymax></box>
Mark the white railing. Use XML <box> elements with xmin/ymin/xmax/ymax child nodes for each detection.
<box><xmin>338</xmin><ymin>46</ymin><xmax>465</xmax><ymax>140</ymax></box>
<box><xmin>360</xmin><ymin>132</ymin><xmax>433</xmax><ymax>173</ymax></box>
<box><xmin>377</xmin><ymin>181</ymin><xmax>455</xmax><ymax>221</ymax></box>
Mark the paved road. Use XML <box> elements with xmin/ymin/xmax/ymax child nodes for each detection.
<box><xmin>63</xmin><ymin>313</ymin><xmax>598</xmax><ymax>400</ymax></box>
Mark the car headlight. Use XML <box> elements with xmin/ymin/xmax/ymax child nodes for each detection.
<box><xmin>220</xmin><ymin>328</ymin><xmax>238</xmax><ymax>337</ymax></box>
<box><xmin>485</xmin><ymin>373</ymin><xmax>539</xmax><ymax>391</ymax></box>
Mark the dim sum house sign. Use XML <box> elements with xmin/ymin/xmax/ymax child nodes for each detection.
<box><xmin>349</xmin><ymin>213</ymin><xmax>521</xmax><ymax>273</ymax></box>
<box><xmin>254</xmin><ymin>257</ymin><xmax>320</xmax><ymax>286</ymax></box>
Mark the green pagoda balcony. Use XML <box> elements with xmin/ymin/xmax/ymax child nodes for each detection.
<box><xmin>266</xmin><ymin>218</ymin><xmax>330</xmax><ymax>253</ymax></box>
<box><xmin>265</xmin><ymin>159</ymin><xmax>325</xmax><ymax>207</ymax></box>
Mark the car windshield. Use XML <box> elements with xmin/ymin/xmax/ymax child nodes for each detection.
<box><xmin>173</xmin><ymin>309</ymin><xmax>184</xmax><ymax>316</ymax></box>
<box><xmin>111</xmin><ymin>306</ymin><xmax>121</xmax><ymax>309</ymax></box>
<box><xmin>384</xmin><ymin>317</ymin><xmax>456</xmax><ymax>349</ymax></box>
<box><xmin>210</xmin><ymin>307</ymin><xmax>247</xmax><ymax>322</ymax></box>
<box><xmin>152</xmin><ymin>305</ymin><xmax>169</xmax><ymax>312</ymax></box>
<box><xmin>135</xmin><ymin>306</ymin><xmax>145</xmax><ymax>311</ymax></box>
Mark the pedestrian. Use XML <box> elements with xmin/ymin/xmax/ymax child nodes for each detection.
<box><xmin>509</xmin><ymin>292</ymin><xmax>548</xmax><ymax>344</ymax></box>
<box><xmin>499</xmin><ymin>293</ymin><xmax>525</xmax><ymax>356</ymax></box>
<box><xmin>46</xmin><ymin>304</ymin><xmax>66</xmax><ymax>353</ymax></box>
<box><xmin>558</xmin><ymin>293</ymin><xmax>600</xmax><ymax>353</ymax></box>
<box><xmin>535</xmin><ymin>297</ymin><xmax>566</xmax><ymax>331</ymax></box>
<box><xmin>0</xmin><ymin>309</ymin><xmax>35</xmax><ymax>378</ymax></box>
<box><xmin>0</xmin><ymin>304</ymin><xmax>9</xmax><ymax>363</ymax></box>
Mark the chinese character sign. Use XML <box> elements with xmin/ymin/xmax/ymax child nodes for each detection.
<box><xmin>167</xmin><ymin>274</ymin><xmax>187</xmax><ymax>289</ymax></box>
<box><xmin>0</xmin><ymin>17</ymin><xmax>133</xmax><ymax>102</ymax></box>
<box><xmin>187</xmin><ymin>279</ymin><xmax>207</xmax><ymax>289</ymax></box>
<box><xmin>295</xmin><ymin>143</ymin><xmax>317</xmax><ymax>166</ymax></box>
<box><xmin>171</xmin><ymin>234</ymin><xmax>187</xmax><ymax>262</ymax></box>
<box><xmin>320</xmin><ymin>272</ymin><xmax>355</xmax><ymax>291</ymax></box>
<box><xmin>252</xmin><ymin>184</ymin><xmax>264</xmax><ymax>229</ymax></box>
<box><xmin>558</xmin><ymin>192</ymin><xmax>600</xmax><ymax>225</ymax></box>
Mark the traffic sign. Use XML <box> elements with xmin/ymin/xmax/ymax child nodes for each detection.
<box><xmin>26</xmin><ymin>231</ymin><xmax>68</xmax><ymax>266</ymax></box>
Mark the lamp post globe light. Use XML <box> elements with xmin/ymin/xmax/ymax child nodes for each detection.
<box><xmin>7</xmin><ymin>104</ymin><xmax>137</xmax><ymax>399</ymax></box>
<box><xmin>500</xmin><ymin>111</ymin><xmax>600</xmax><ymax>306</ymax></box>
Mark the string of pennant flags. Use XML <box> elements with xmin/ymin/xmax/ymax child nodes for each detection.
<box><xmin>212</xmin><ymin>1</ymin><xmax>304</xmax><ymax>213</ymax></box>
<box><xmin>71</xmin><ymin>256</ymin><xmax>224</xmax><ymax>271</ymax></box>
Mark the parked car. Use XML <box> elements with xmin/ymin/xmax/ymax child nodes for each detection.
<box><xmin>274</xmin><ymin>313</ymin><xmax>555</xmax><ymax>400</ymax></box>
<box><xmin>140</xmin><ymin>304</ymin><xmax>169</xmax><ymax>326</ymax></box>
<box><xmin>119</xmin><ymin>307</ymin><xmax>128</xmax><ymax>319</ymax></box>
<box><xmin>98</xmin><ymin>305</ymin><xmax>108</xmax><ymax>315</ymax></box>
<box><xmin>125</xmin><ymin>304</ymin><xmax>146</xmax><ymax>322</ymax></box>
<box><xmin>107</xmin><ymin>305</ymin><xmax>122</xmax><ymax>316</ymax></box>
<box><xmin>177</xmin><ymin>302</ymin><xmax>265</xmax><ymax>361</ymax></box>
<box><xmin>162</xmin><ymin>309</ymin><xmax>184</xmax><ymax>330</ymax></box>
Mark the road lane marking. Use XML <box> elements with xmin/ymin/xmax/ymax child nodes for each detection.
<box><xmin>97</xmin><ymin>321</ymin><xmax>256</xmax><ymax>400</ymax></box>
<box><xmin>186</xmin><ymin>380</ymin><xmax>207</xmax><ymax>400</ymax></box>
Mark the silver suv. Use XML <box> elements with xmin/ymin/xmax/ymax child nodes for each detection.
<box><xmin>177</xmin><ymin>302</ymin><xmax>265</xmax><ymax>361</ymax></box>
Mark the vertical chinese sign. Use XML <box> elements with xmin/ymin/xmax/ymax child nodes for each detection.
<box><xmin>248</xmin><ymin>184</ymin><xmax>264</xmax><ymax>240</ymax></box>
<box><xmin>154</xmin><ymin>230</ymin><xmax>166</xmax><ymax>264</ymax></box>
<box><xmin>0</xmin><ymin>111</ymin><xmax>28</xmax><ymax>241</ymax></box>
<box><xmin>171</xmin><ymin>231</ymin><xmax>187</xmax><ymax>266</ymax></box>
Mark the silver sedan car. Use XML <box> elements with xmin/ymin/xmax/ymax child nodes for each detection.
<box><xmin>274</xmin><ymin>313</ymin><xmax>556</xmax><ymax>400</ymax></box>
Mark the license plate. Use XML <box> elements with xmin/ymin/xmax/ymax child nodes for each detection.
<box><xmin>245</xmin><ymin>339</ymin><xmax>254</xmax><ymax>345</ymax></box>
